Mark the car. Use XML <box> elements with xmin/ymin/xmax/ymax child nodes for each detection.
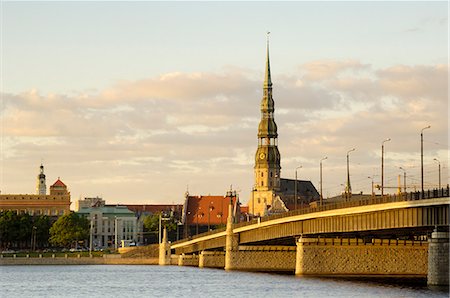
<box><xmin>1</xmin><ymin>250</ymin><xmax>15</xmax><ymax>254</ymax></box>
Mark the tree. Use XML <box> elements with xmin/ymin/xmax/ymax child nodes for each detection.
<box><xmin>0</xmin><ymin>211</ymin><xmax>32</xmax><ymax>249</ymax></box>
<box><xmin>143</xmin><ymin>212</ymin><xmax>176</xmax><ymax>233</ymax></box>
<box><xmin>33</xmin><ymin>215</ymin><xmax>51</xmax><ymax>248</ymax></box>
<box><xmin>49</xmin><ymin>213</ymin><xmax>89</xmax><ymax>248</ymax></box>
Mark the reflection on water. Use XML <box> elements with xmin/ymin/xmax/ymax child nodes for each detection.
<box><xmin>0</xmin><ymin>265</ymin><xmax>448</xmax><ymax>298</ymax></box>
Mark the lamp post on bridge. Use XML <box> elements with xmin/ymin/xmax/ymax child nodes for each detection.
<box><xmin>294</xmin><ymin>165</ymin><xmax>302</xmax><ymax>210</ymax></box>
<box><xmin>345</xmin><ymin>148</ymin><xmax>355</xmax><ymax>200</ymax></box>
<box><xmin>421</xmin><ymin>125</ymin><xmax>431</xmax><ymax>197</ymax></box>
<box><xmin>320</xmin><ymin>157</ymin><xmax>327</xmax><ymax>206</ymax></box>
<box><xmin>381</xmin><ymin>138</ymin><xmax>391</xmax><ymax>197</ymax></box>
<box><xmin>433</xmin><ymin>158</ymin><xmax>441</xmax><ymax>191</ymax></box>
<box><xmin>367</xmin><ymin>176</ymin><xmax>376</xmax><ymax>197</ymax></box>
<box><xmin>399</xmin><ymin>167</ymin><xmax>407</xmax><ymax>195</ymax></box>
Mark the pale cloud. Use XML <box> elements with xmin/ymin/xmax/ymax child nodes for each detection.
<box><xmin>1</xmin><ymin>60</ymin><xmax>448</xmax><ymax>203</ymax></box>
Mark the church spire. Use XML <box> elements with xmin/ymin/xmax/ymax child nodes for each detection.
<box><xmin>264</xmin><ymin>32</ymin><xmax>272</xmax><ymax>88</ymax></box>
<box><xmin>254</xmin><ymin>33</ymin><xmax>281</xmax><ymax>193</ymax></box>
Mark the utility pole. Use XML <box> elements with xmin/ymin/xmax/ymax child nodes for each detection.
<box><xmin>421</xmin><ymin>125</ymin><xmax>430</xmax><ymax>197</ymax></box>
<box><xmin>381</xmin><ymin>138</ymin><xmax>391</xmax><ymax>197</ymax></box>
<box><xmin>399</xmin><ymin>167</ymin><xmax>407</xmax><ymax>194</ymax></box>
<box><xmin>320</xmin><ymin>157</ymin><xmax>327</xmax><ymax>206</ymax></box>
<box><xmin>434</xmin><ymin>158</ymin><xmax>441</xmax><ymax>190</ymax></box>
<box><xmin>346</xmin><ymin>148</ymin><xmax>355</xmax><ymax>200</ymax></box>
<box><xmin>295</xmin><ymin>165</ymin><xmax>302</xmax><ymax>210</ymax></box>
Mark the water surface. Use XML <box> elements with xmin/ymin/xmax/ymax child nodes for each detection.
<box><xmin>0</xmin><ymin>265</ymin><xmax>448</xmax><ymax>297</ymax></box>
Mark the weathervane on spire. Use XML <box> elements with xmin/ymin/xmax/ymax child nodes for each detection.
<box><xmin>266</xmin><ymin>31</ymin><xmax>271</xmax><ymax>44</ymax></box>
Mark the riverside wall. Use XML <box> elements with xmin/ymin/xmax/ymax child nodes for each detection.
<box><xmin>226</xmin><ymin>246</ymin><xmax>296</xmax><ymax>272</ymax></box>
<box><xmin>0</xmin><ymin>255</ymin><xmax>158</xmax><ymax>265</ymax></box>
<box><xmin>296</xmin><ymin>238</ymin><xmax>428</xmax><ymax>276</ymax></box>
<box><xmin>199</xmin><ymin>251</ymin><xmax>225</xmax><ymax>268</ymax></box>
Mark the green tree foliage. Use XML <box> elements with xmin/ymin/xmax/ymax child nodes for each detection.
<box><xmin>34</xmin><ymin>215</ymin><xmax>51</xmax><ymax>246</ymax></box>
<box><xmin>49</xmin><ymin>213</ymin><xmax>89</xmax><ymax>248</ymax></box>
<box><xmin>143</xmin><ymin>213</ymin><xmax>176</xmax><ymax>232</ymax></box>
<box><xmin>0</xmin><ymin>211</ymin><xmax>33</xmax><ymax>249</ymax></box>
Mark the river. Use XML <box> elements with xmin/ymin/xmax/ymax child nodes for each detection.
<box><xmin>0</xmin><ymin>265</ymin><xmax>448</xmax><ymax>297</ymax></box>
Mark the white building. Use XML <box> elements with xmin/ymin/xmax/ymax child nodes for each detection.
<box><xmin>77</xmin><ymin>204</ymin><xmax>138</xmax><ymax>249</ymax></box>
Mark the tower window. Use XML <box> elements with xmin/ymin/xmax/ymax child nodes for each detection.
<box><xmin>261</xmin><ymin>172</ymin><xmax>264</xmax><ymax>177</ymax></box>
<box><xmin>261</xmin><ymin>181</ymin><xmax>264</xmax><ymax>187</ymax></box>
<box><xmin>270</xmin><ymin>172</ymin><xmax>273</xmax><ymax>177</ymax></box>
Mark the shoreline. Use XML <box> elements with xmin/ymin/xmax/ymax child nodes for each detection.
<box><xmin>0</xmin><ymin>256</ymin><xmax>158</xmax><ymax>265</ymax></box>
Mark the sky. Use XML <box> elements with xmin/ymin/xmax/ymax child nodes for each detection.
<box><xmin>1</xmin><ymin>1</ymin><xmax>448</xmax><ymax>207</ymax></box>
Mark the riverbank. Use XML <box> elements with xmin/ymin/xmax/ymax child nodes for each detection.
<box><xmin>0</xmin><ymin>256</ymin><xmax>158</xmax><ymax>265</ymax></box>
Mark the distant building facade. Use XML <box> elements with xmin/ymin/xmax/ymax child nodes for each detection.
<box><xmin>74</xmin><ymin>196</ymin><xmax>106</xmax><ymax>211</ymax></box>
<box><xmin>248</xmin><ymin>42</ymin><xmax>319</xmax><ymax>216</ymax></box>
<box><xmin>0</xmin><ymin>164</ymin><xmax>71</xmax><ymax>216</ymax></box>
<box><xmin>182</xmin><ymin>191</ymin><xmax>241</xmax><ymax>236</ymax></box>
<box><xmin>76</xmin><ymin>199</ymin><xmax>138</xmax><ymax>248</ymax></box>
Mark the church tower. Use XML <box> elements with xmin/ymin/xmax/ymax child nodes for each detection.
<box><xmin>254</xmin><ymin>36</ymin><xmax>281</xmax><ymax>192</ymax></box>
<box><xmin>250</xmin><ymin>35</ymin><xmax>282</xmax><ymax>216</ymax></box>
<box><xmin>36</xmin><ymin>163</ymin><xmax>46</xmax><ymax>195</ymax></box>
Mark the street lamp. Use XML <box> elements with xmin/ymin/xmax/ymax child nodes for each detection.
<box><xmin>294</xmin><ymin>165</ymin><xmax>302</xmax><ymax>210</ymax></box>
<box><xmin>31</xmin><ymin>226</ymin><xmax>37</xmax><ymax>251</ymax></box>
<box><xmin>114</xmin><ymin>216</ymin><xmax>119</xmax><ymax>250</ymax></box>
<box><xmin>421</xmin><ymin>125</ymin><xmax>431</xmax><ymax>196</ymax></box>
<box><xmin>433</xmin><ymin>158</ymin><xmax>441</xmax><ymax>190</ymax></box>
<box><xmin>320</xmin><ymin>157</ymin><xmax>327</xmax><ymax>206</ymax></box>
<box><xmin>381</xmin><ymin>138</ymin><xmax>391</xmax><ymax>197</ymax></box>
<box><xmin>399</xmin><ymin>167</ymin><xmax>407</xmax><ymax>194</ymax></box>
<box><xmin>159</xmin><ymin>213</ymin><xmax>171</xmax><ymax>243</ymax></box>
<box><xmin>346</xmin><ymin>148</ymin><xmax>356</xmax><ymax>200</ymax></box>
<box><xmin>208</xmin><ymin>202</ymin><xmax>214</xmax><ymax>231</ymax></box>
<box><xmin>367</xmin><ymin>176</ymin><xmax>375</xmax><ymax>197</ymax></box>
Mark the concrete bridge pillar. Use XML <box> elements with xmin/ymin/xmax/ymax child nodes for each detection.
<box><xmin>159</xmin><ymin>227</ymin><xmax>171</xmax><ymax>266</ymax></box>
<box><xmin>428</xmin><ymin>229</ymin><xmax>449</xmax><ymax>286</ymax></box>
<box><xmin>225</xmin><ymin>203</ymin><xmax>239</xmax><ymax>270</ymax></box>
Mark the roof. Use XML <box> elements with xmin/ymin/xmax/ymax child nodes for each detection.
<box><xmin>184</xmin><ymin>195</ymin><xmax>238</xmax><ymax>226</ymax></box>
<box><xmin>279</xmin><ymin>179</ymin><xmax>319</xmax><ymax>197</ymax></box>
<box><xmin>277</xmin><ymin>179</ymin><xmax>320</xmax><ymax>210</ymax></box>
<box><xmin>77</xmin><ymin>205</ymin><xmax>135</xmax><ymax>216</ymax></box>
<box><xmin>51</xmin><ymin>179</ymin><xmax>66</xmax><ymax>187</ymax></box>
<box><xmin>124</xmin><ymin>204</ymin><xmax>183</xmax><ymax>215</ymax></box>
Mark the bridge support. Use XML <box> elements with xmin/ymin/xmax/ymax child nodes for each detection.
<box><xmin>225</xmin><ymin>204</ymin><xmax>239</xmax><ymax>270</ymax></box>
<box><xmin>158</xmin><ymin>227</ymin><xmax>171</xmax><ymax>266</ymax></box>
<box><xmin>199</xmin><ymin>251</ymin><xmax>225</xmax><ymax>268</ymax></box>
<box><xmin>178</xmin><ymin>253</ymin><xmax>199</xmax><ymax>266</ymax></box>
<box><xmin>427</xmin><ymin>229</ymin><xmax>449</xmax><ymax>286</ymax></box>
<box><xmin>296</xmin><ymin>237</ymin><xmax>427</xmax><ymax>276</ymax></box>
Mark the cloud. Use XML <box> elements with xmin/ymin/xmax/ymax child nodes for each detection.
<box><xmin>1</xmin><ymin>60</ymin><xmax>448</xmax><ymax>203</ymax></box>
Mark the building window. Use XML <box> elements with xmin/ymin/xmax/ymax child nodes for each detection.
<box><xmin>261</xmin><ymin>181</ymin><xmax>264</xmax><ymax>186</ymax></box>
<box><xmin>270</xmin><ymin>172</ymin><xmax>273</xmax><ymax>177</ymax></box>
<box><xmin>261</xmin><ymin>172</ymin><xmax>264</xmax><ymax>177</ymax></box>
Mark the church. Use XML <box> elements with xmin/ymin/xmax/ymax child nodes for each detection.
<box><xmin>248</xmin><ymin>39</ymin><xmax>319</xmax><ymax>216</ymax></box>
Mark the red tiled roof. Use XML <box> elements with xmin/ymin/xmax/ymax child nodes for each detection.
<box><xmin>51</xmin><ymin>179</ymin><xmax>66</xmax><ymax>187</ymax></box>
<box><xmin>185</xmin><ymin>195</ymin><xmax>238</xmax><ymax>226</ymax></box>
<box><xmin>240</xmin><ymin>206</ymin><xmax>249</xmax><ymax>214</ymax></box>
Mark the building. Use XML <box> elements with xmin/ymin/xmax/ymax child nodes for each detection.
<box><xmin>182</xmin><ymin>191</ymin><xmax>241</xmax><ymax>236</ymax></box>
<box><xmin>74</xmin><ymin>196</ymin><xmax>106</xmax><ymax>211</ymax></box>
<box><xmin>0</xmin><ymin>164</ymin><xmax>71</xmax><ymax>216</ymax></box>
<box><xmin>248</xmin><ymin>40</ymin><xmax>319</xmax><ymax>216</ymax></box>
<box><xmin>76</xmin><ymin>202</ymin><xmax>138</xmax><ymax>249</ymax></box>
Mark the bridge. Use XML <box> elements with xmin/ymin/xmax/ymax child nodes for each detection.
<box><xmin>159</xmin><ymin>188</ymin><xmax>450</xmax><ymax>286</ymax></box>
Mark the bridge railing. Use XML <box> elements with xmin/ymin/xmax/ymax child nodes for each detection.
<box><xmin>234</xmin><ymin>186</ymin><xmax>450</xmax><ymax>229</ymax></box>
<box><xmin>173</xmin><ymin>187</ymin><xmax>449</xmax><ymax>244</ymax></box>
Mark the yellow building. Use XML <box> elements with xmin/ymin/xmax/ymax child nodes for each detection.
<box><xmin>0</xmin><ymin>164</ymin><xmax>71</xmax><ymax>216</ymax></box>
